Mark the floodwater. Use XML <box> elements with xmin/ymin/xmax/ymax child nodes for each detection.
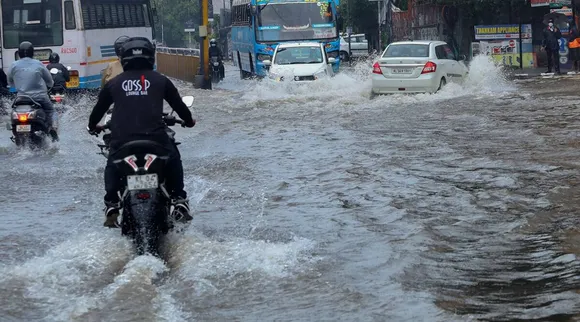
<box><xmin>2</xmin><ymin>57</ymin><xmax>580</xmax><ymax>321</ymax></box>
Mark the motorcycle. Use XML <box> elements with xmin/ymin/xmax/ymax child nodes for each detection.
<box><xmin>48</xmin><ymin>67</ymin><xmax>71</xmax><ymax>108</ymax></box>
<box><xmin>93</xmin><ymin>95</ymin><xmax>195</xmax><ymax>256</ymax></box>
<box><xmin>210</xmin><ymin>57</ymin><xmax>223</xmax><ymax>84</ymax></box>
<box><xmin>6</xmin><ymin>96</ymin><xmax>53</xmax><ymax>148</ymax></box>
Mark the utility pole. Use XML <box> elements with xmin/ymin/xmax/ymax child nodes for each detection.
<box><xmin>377</xmin><ymin>0</ymin><xmax>381</xmax><ymax>51</ymax></box>
<box><xmin>518</xmin><ymin>0</ymin><xmax>523</xmax><ymax>69</ymax></box>
<box><xmin>196</xmin><ymin>0</ymin><xmax>211</xmax><ymax>89</ymax></box>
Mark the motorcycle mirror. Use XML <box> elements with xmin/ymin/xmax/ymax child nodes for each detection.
<box><xmin>181</xmin><ymin>95</ymin><xmax>194</xmax><ymax>107</ymax></box>
<box><xmin>50</xmin><ymin>68</ymin><xmax>59</xmax><ymax>75</ymax></box>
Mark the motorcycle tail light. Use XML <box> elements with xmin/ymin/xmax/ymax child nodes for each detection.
<box><xmin>17</xmin><ymin>113</ymin><xmax>28</xmax><ymax>122</ymax></box>
<box><xmin>136</xmin><ymin>192</ymin><xmax>150</xmax><ymax>199</ymax></box>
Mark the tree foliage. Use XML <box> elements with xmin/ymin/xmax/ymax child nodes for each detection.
<box><xmin>152</xmin><ymin>0</ymin><xmax>200</xmax><ymax>47</ymax></box>
<box><xmin>339</xmin><ymin>0</ymin><xmax>378</xmax><ymax>33</ymax></box>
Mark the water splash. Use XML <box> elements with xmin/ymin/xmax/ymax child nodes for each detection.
<box><xmin>214</xmin><ymin>54</ymin><xmax>514</xmax><ymax>111</ymax></box>
<box><xmin>463</xmin><ymin>55</ymin><xmax>515</xmax><ymax>94</ymax></box>
<box><xmin>163</xmin><ymin>229</ymin><xmax>319</xmax><ymax>293</ymax></box>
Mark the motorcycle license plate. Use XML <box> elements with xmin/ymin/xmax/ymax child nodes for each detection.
<box><xmin>126</xmin><ymin>174</ymin><xmax>158</xmax><ymax>191</ymax></box>
<box><xmin>213</xmin><ymin>62</ymin><xmax>219</xmax><ymax>66</ymax></box>
<box><xmin>16</xmin><ymin>124</ymin><xmax>31</xmax><ymax>132</ymax></box>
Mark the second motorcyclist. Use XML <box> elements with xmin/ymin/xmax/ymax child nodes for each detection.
<box><xmin>8</xmin><ymin>41</ymin><xmax>58</xmax><ymax>141</ymax></box>
<box><xmin>46</xmin><ymin>53</ymin><xmax>70</xmax><ymax>95</ymax></box>
<box><xmin>209</xmin><ymin>38</ymin><xmax>225</xmax><ymax>80</ymax></box>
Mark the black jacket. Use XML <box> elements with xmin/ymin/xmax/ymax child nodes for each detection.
<box><xmin>543</xmin><ymin>27</ymin><xmax>562</xmax><ymax>50</ymax></box>
<box><xmin>46</xmin><ymin>63</ymin><xmax>70</xmax><ymax>90</ymax></box>
<box><xmin>88</xmin><ymin>69</ymin><xmax>195</xmax><ymax>148</ymax></box>
<box><xmin>209</xmin><ymin>46</ymin><xmax>222</xmax><ymax>59</ymax></box>
<box><xmin>0</xmin><ymin>68</ymin><xmax>7</xmax><ymax>88</ymax></box>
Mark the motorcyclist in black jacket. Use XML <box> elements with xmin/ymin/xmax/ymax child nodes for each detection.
<box><xmin>209</xmin><ymin>38</ymin><xmax>225</xmax><ymax>79</ymax></box>
<box><xmin>87</xmin><ymin>37</ymin><xmax>196</xmax><ymax>228</ymax></box>
<box><xmin>46</xmin><ymin>53</ymin><xmax>70</xmax><ymax>94</ymax></box>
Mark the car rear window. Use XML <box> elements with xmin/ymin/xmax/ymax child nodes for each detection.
<box><xmin>382</xmin><ymin>44</ymin><xmax>429</xmax><ymax>57</ymax></box>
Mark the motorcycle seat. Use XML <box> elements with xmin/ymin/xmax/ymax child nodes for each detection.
<box><xmin>111</xmin><ymin>140</ymin><xmax>172</xmax><ymax>162</ymax></box>
<box><xmin>13</xmin><ymin>96</ymin><xmax>41</xmax><ymax>107</ymax></box>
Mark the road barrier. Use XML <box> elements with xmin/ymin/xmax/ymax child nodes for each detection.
<box><xmin>155</xmin><ymin>47</ymin><xmax>200</xmax><ymax>83</ymax></box>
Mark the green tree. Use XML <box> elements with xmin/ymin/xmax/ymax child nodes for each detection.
<box><xmin>152</xmin><ymin>0</ymin><xmax>200</xmax><ymax>47</ymax></box>
<box><xmin>339</xmin><ymin>0</ymin><xmax>378</xmax><ymax>33</ymax></box>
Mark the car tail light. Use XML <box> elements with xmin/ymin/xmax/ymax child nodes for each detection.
<box><xmin>69</xmin><ymin>70</ymin><xmax>79</xmax><ymax>76</ymax></box>
<box><xmin>421</xmin><ymin>61</ymin><xmax>437</xmax><ymax>74</ymax></box>
<box><xmin>372</xmin><ymin>62</ymin><xmax>382</xmax><ymax>74</ymax></box>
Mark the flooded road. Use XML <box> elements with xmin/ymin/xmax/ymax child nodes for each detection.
<box><xmin>2</xmin><ymin>57</ymin><xmax>580</xmax><ymax>321</ymax></box>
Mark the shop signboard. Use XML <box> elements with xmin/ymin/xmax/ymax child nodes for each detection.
<box><xmin>474</xmin><ymin>24</ymin><xmax>535</xmax><ymax>68</ymax></box>
<box><xmin>474</xmin><ymin>24</ymin><xmax>532</xmax><ymax>40</ymax></box>
<box><xmin>550</xmin><ymin>6</ymin><xmax>574</xmax><ymax>67</ymax></box>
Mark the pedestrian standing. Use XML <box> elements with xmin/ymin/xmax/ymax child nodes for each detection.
<box><xmin>569</xmin><ymin>22</ymin><xmax>580</xmax><ymax>73</ymax></box>
<box><xmin>543</xmin><ymin>18</ymin><xmax>562</xmax><ymax>74</ymax></box>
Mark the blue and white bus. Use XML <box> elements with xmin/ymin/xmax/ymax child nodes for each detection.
<box><xmin>231</xmin><ymin>0</ymin><xmax>340</xmax><ymax>79</ymax></box>
<box><xmin>1</xmin><ymin>0</ymin><xmax>155</xmax><ymax>91</ymax></box>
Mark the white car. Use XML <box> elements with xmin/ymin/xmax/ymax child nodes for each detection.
<box><xmin>371</xmin><ymin>40</ymin><xmax>468</xmax><ymax>94</ymax></box>
<box><xmin>340</xmin><ymin>33</ymin><xmax>369</xmax><ymax>61</ymax></box>
<box><xmin>263</xmin><ymin>42</ymin><xmax>336</xmax><ymax>81</ymax></box>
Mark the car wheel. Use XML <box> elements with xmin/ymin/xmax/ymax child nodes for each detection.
<box><xmin>437</xmin><ymin>78</ymin><xmax>446</xmax><ymax>92</ymax></box>
<box><xmin>340</xmin><ymin>51</ymin><xmax>349</xmax><ymax>62</ymax></box>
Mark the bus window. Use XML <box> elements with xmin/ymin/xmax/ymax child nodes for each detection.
<box><xmin>81</xmin><ymin>1</ymin><xmax>151</xmax><ymax>30</ymax></box>
<box><xmin>143</xmin><ymin>4</ymin><xmax>150</xmax><ymax>27</ymax></box>
<box><xmin>64</xmin><ymin>1</ymin><xmax>76</xmax><ymax>29</ymax></box>
<box><xmin>2</xmin><ymin>0</ymin><xmax>63</xmax><ymax>48</ymax></box>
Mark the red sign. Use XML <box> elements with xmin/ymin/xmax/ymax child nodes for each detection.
<box><xmin>509</xmin><ymin>40</ymin><xmax>516</xmax><ymax>48</ymax></box>
<box><xmin>61</xmin><ymin>47</ymin><xmax>77</xmax><ymax>54</ymax></box>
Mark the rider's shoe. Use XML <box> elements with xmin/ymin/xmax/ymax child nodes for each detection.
<box><xmin>103</xmin><ymin>202</ymin><xmax>121</xmax><ymax>228</ymax></box>
<box><xmin>170</xmin><ymin>198</ymin><xmax>193</xmax><ymax>223</ymax></box>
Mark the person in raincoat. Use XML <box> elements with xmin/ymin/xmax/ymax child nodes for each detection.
<box><xmin>569</xmin><ymin>22</ymin><xmax>580</xmax><ymax>73</ymax></box>
<box><xmin>542</xmin><ymin>18</ymin><xmax>562</xmax><ymax>74</ymax></box>
<box><xmin>100</xmin><ymin>36</ymin><xmax>129</xmax><ymax>87</ymax></box>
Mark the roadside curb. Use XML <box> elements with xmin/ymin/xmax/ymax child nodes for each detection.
<box><xmin>511</xmin><ymin>72</ymin><xmax>580</xmax><ymax>80</ymax></box>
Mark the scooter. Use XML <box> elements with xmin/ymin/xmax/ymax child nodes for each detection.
<box><xmin>48</xmin><ymin>66</ymin><xmax>71</xmax><ymax>107</ymax></box>
<box><xmin>210</xmin><ymin>57</ymin><xmax>223</xmax><ymax>84</ymax></box>
<box><xmin>6</xmin><ymin>96</ymin><xmax>54</xmax><ymax>148</ymax></box>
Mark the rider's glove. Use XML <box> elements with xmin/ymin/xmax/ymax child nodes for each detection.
<box><xmin>182</xmin><ymin>119</ymin><xmax>196</xmax><ymax>128</ymax></box>
<box><xmin>86</xmin><ymin>125</ymin><xmax>99</xmax><ymax>136</ymax></box>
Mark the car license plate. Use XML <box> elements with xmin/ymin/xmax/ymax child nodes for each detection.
<box><xmin>16</xmin><ymin>124</ymin><xmax>31</xmax><ymax>132</ymax></box>
<box><xmin>392</xmin><ymin>68</ymin><xmax>412</xmax><ymax>74</ymax></box>
<box><xmin>126</xmin><ymin>174</ymin><xmax>158</xmax><ymax>191</ymax></box>
<box><xmin>66</xmin><ymin>76</ymin><xmax>79</xmax><ymax>88</ymax></box>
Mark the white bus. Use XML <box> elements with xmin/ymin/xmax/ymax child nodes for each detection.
<box><xmin>1</xmin><ymin>0</ymin><xmax>155</xmax><ymax>91</ymax></box>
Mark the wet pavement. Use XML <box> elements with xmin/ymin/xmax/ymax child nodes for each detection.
<box><xmin>2</xmin><ymin>56</ymin><xmax>580</xmax><ymax>321</ymax></box>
